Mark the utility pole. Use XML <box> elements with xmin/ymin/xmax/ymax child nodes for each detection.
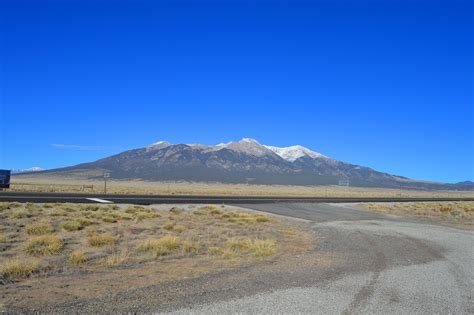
<box><xmin>103</xmin><ymin>172</ymin><xmax>110</xmax><ymax>194</ymax></box>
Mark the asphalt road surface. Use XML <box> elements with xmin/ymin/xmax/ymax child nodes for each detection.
<box><xmin>0</xmin><ymin>191</ymin><xmax>473</xmax><ymax>204</ymax></box>
<box><xmin>39</xmin><ymin>202</ymin><xmax>473</xmax><ymax>314</ymax></box>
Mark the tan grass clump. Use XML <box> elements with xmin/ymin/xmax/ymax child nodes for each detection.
<box><xmin>81</xmin><ymin>205</ymin><xmax>100</xmax><ymax>212</ymax></box>
<box><xmin>69</xmin><ymin>250</ymin><xmax>87</xmax><ymax>265</ymax></box>
<box><xmin>137</xmin><ymin>236</ymin><xmax>180</xmax><ymax>256</ymax></box>
<box><xmin>209</xmin><ymin>208</ymin><xmax>223</xmax><ymax>215</ymax></box>
<box><xmin>25</xmin><ymin>223</ymin><xmax>54</xmax><ymax>236</ymax></box>
<box><xmin>101</xmin><ymin>250</ymin><xmax>130</xmax><ymax>267</ymax></box>
<box><xmin>49</xmin><ymin>209</ymin><xmax>68</xmax><ymax>217</ymax></box>
<box><xmin>255</xmin><ymin>215</ymin><xmax>271</xmax><ymax>222</ymax></box>
<box><xmin>163</xmin><ymin>222</ymin><xmax>175</xmax><ymax>230</ymax></box>
<box><xmin>134</xmin><ymin>211</ymin><xmax>159</xmax><ymax>221</ymax></box>
<box><xmin>0</xmin><ymin>234</ymin><xmax>6</xmax><ymax>243</ymax></box>
<box><xmin>10</xmin><ymin>210</ymin><xmax>33</xmax><ymax>219</ymax></box>
<box><xmin>77</xmin><ymin>217</ymin><xmax>94</xmax><ymax>226</ymax></box>
<box><xmin>124</xmin><ymin>206</ymin><xmax>140</xmax><ymax>214</ymax></box>
<box><xmin>61</xmin><ymin>220</ymin><xmax>83</xmax><ymax>231</ymax></box>
<box><xmin>0</xmin><ymin>202</ymin><xmax>21</xmax><ymax>211</ymax></box>
<box><xmin>23</xmin><ymin>235</ymin><xmax>64</xmax><ymax>256</ymax></box>
<box><xmin>207</xmin><ymin>246</ymin><xmax>222</xmax><ymax>255</ymax></box>
<box><xmin>440</xmin><ymin>207</ymin><xmax>452</xmax><ymax>213</ymax></box>
<box><xmin>220</xmin><ymin>238</ymin><xmax>278</xmax><ymax>258</ymax></box>
<box><xmin>173</xmin><ymin>224</ymin><xmax>187</xmax><ymax>233</ymax></box>
<box><xmin>200</xmin><ymin>205</ymin><xmax>218</xmax><ymax>211</ymax></box>
<box><xmin>1</xmin><ymin>259</ymin><xmax>38</xmax><ymax>278</ymax></box>
<box><xmin>182</xmin><ymin>240</ymin><xmax>200</xmax><ymax>253</ymax></box>
<box><xmin>101</xmin><ymin>215</ymin><xmax>118</xmax><ymax>223</ymax></box>
<box><xmin>251</xmin><ymin>239</ymin><xmax>277</xmax><ymax>257</ymax></box>
<box><xmin>87</xmin><ymin>233</ymin><xmax>116</xmax><ymax>247</ymax></box>
<box><xmin>225</xmin><ymin>238</ymin><xmax>253</xmax><ymax>251</ymax></box>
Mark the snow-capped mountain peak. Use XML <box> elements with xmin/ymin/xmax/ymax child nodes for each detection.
<box><xmin>147</xmin><ymin>138</ymin><xmax>326</xmax><ymax>161</ymax></box>
<box><xmin>148</xmin><ymin>140</ymin><xmax>171</xmax><ymax>146</ymax></box>
<box><xmin>240</xmin><ymin>138</ymin><xmax>261</xmax><ymax>144</ymax></box>
<box><xmin>147</xmin><ymin>141</ymin><xmax>172</xmax><ymax>151</ymax></box>
<box><xmin>212</xmin><ymin>138</ymin><xmax>274</xmax><ymax>157</ymax></box>
<box><xmin>264</xmin><ymin>144</ymin><xmax>326</xmax><ymax>162</ymax></box>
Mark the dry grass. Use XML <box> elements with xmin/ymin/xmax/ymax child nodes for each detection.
<box><xmin>9</xmin><ymin>209</ymin><xmax>33</xmax><ymax>219</ymax></box>
<box><xmin>11</xmin><ymin>176</ymin><xmax>474</xmax><ymax>198</ymax></box>
<box><xmin>163</xmin><ymin>222</ymin><xmax>175</xmax><ymax>230</ymax></box>
<box><xmin>358</xmin><ymin>201</ymin><xmax>474</xmax><ymax>228</ymax></box>
<box><xmin>1</xmin><ymin>259</ymin><xmax>38</xmax><ymax>278</ymax></box>
<box><xmin>172</xmin><ymin>224</ymin><xmax>187</xmax><ymax>233</ymax></box>
<box><xmin>207</xmin><ymin>246</ymin><xmax>222</xmax><ymax>255</ymax></box>
<box><xmin>101</xmin><ymin>250</ymin><xmax>130</xmax><ymax>267</ymax></box>
<box><xmin>61</xmin><ymin>220</ymin><xmax>83</xmax><ymax>231</ymax></box>
<box><xmin>252</xmin><ymin>239</ymin><xmax>278</xmax><ymax>257</ymax></box>
<box><xmin>87</xmin><ymin>233</ymin><xmax>116</xmax><ymax>247</ymax></box>
<box><xmin>49</xmin><ymin>209</ymin><xmax>68</xmax><ymax>217</ymax></box>
<box><xmin>137</xmin><ymin>236</ymin><xmax>180</xmax><ymax>256</ymax></box>
<box><xmin>25</xmin><ymin>223</ymin><xmax>54</xmax><ymax>236</ymax></box>
<box><xmin>23</xmin><ymin>235</ymin><xmax>64</xmax><ymax>256</ymax></box>
<box><xmin>69</xmin><ymin>250</ymin><xmax>87</xmax><ymax>265</ymax></box>
<box><xmin>182</xmin><ymin>240</ymin><xmax>200</xmax><ymax>253</ymax></box>
<box><xmin>0</xmin><ymin>201</ymin><xmax>313</xmax><ymax>310</ymax></box>
<box><xmin>208</xmin><ymin>238</ymin><xmax>278</xmax><ymax>259</ymax></box>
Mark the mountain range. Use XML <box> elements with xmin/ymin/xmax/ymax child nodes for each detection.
<box><xmin>18</xmin><ymin>138</ymin><xmax>473</xmax><ymax>190</ymax></box>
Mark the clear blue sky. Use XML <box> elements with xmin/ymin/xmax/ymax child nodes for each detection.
<box><xmin>1</xmin><ymin>0</ymin><xmax>472</xmax><ymax>183</ymax></box>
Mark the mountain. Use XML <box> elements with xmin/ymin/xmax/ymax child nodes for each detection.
<box><xmin>18</xmin><ymin>138</ymin><xmax>471</xmax><ymax>190</ymax></box>
<box><xmin>452</xmin><ymin>181</ymin><xmax>474</xmax><ymax>190</ymax></box>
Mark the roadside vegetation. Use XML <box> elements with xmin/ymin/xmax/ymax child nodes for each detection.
<box><xmin>358</xmin><ymin>201</ymin><xmax>474</xmax><ymax>228</ymax></box>
<box><xmin>0</xmin><ymin>202</ymin><xmax>312</xmax><ymax>310</ymax></box>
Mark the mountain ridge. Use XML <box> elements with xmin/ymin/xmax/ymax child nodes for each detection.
<box><xmin>16</xmin><ymin>138</ymin><xmax>472</xmax><ymax>190</ymax></box>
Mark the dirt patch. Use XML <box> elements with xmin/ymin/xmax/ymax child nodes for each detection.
<box><xmin>0</xmin><ymin>202</ymin><xmax>314</xmax><ymax>311</ymax></box>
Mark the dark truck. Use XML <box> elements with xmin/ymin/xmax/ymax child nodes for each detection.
<box><xmin>0</xmin><ymin>170</ymin><xmax>11</xmax><ymax>189</ymax></box>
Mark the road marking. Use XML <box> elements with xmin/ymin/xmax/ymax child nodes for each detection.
<box><xmin>87</xmin><ymin>198</ymin><xmax>113</xmax><ymax>204</ymax></box>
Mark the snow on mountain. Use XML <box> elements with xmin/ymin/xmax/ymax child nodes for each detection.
<box><xmin>147</xmin><ymin>141</ymin><xmax>172</xmax><ymax>151</ymax></box>
<box><xmin>33</xmin><ymin>138</ymin><xmax>460</xmax><ymax>189</ymax></box>
<box><xmin>210</xmin><ymin>138</ymin><xmax>277</xmax><ymax>157</ymax></box>
<box><xmin>147</xmin><ymin>138</ymin><xmax>327</xmax><ymax>161</ymax></box>
<box><xmin>265</xmin><ymin>145</ymin><xmax>326</xmax><ymax>162</ymax></box>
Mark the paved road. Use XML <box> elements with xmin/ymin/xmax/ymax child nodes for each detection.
<box><xmin>41</xmin><ymin>202</ymin><xmax>473</xmax><ymax>314</ymax></box>
<box><xmin>0</xmin><ymin>191</ymin><xmax>473</xmax><ymax>204</ymax></box>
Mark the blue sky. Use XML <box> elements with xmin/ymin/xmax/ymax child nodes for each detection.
<box><xmin>1</xmin><ymin>0</ymin><xmax>472</xmax><ymax>183</ymax></box>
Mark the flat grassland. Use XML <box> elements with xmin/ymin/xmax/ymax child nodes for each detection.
<box><xmin>356</xmin><ymin>201</ymin><xmax>474</xmax><ymax>229</ymax></box>
<box><xmin>0</xmin><ymin>202</ymin><xmax>312</xmax><ymax>311</ymax></box>
<box><xmin>10</xmin><ymin>176</ymin><xmax>474</xmax><ymax>198</ymax></box>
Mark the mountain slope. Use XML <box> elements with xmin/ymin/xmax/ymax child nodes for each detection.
<box><xmin>23</xmin><ymin>138</ymin><xmax>466</xmax><ymax>189</ymax></box>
